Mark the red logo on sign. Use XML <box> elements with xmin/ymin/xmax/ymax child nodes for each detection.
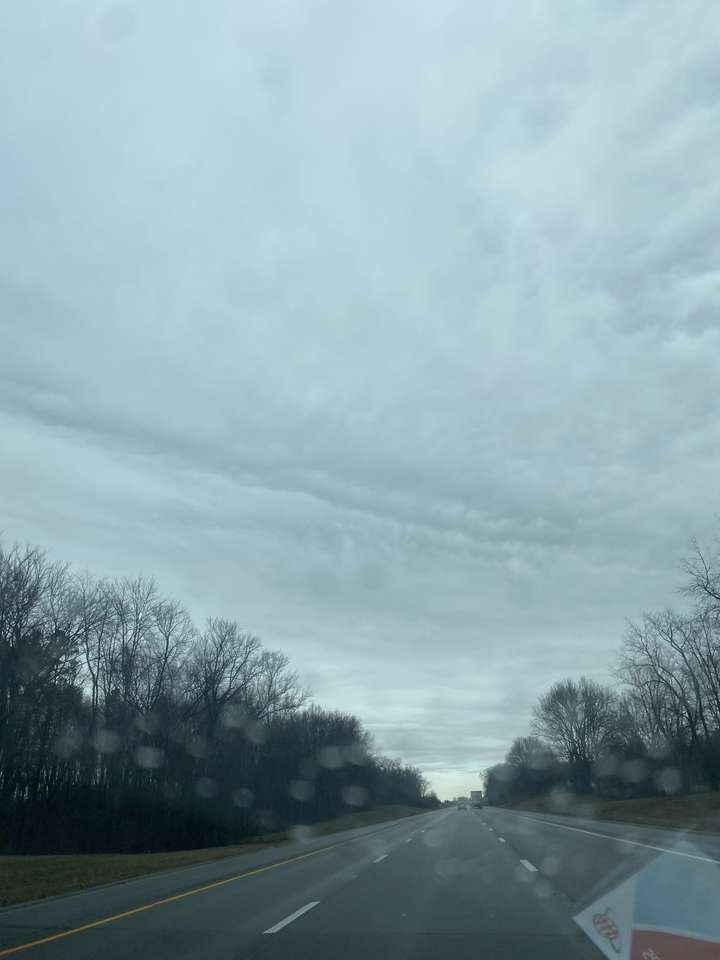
<box><xmin>593</xmin><ymin>908</ymin><xmax>622</xmax><ymax>954</ymax></box>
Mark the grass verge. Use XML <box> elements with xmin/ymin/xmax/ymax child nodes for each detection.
<box><xmin>0</xmin><ymin>805</ymin><xmax>424</xmax><ymax>909</ymax></box>
<box><xmin>513</xmin><ymin>791</ymin><xmax>720</xmax><ymax>833</ymax></box>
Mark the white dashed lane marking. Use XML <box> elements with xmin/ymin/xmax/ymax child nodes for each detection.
<box><xmin>263</xmin><ymin>902</ymin><xmax>320</xmax><ymax>934</ymax></box>
<box><xmin>520</xmin><ymin>860</ymin><xmax>537</xmax><ymax>872</ymax></box>
<box><xmin>373</xmin><ymin>854</ymin><xmax>388</xmax><ymax>863</ymax></box>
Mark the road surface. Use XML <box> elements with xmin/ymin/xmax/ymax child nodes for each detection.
<box><xmin>2</xmin><ymin>806</ymin><xmax>719</xmax><ymax>959</ymax></box>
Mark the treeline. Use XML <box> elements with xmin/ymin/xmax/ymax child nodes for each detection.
<box><xmin>486</xmin><ymin>532</ymin><xmax>720</xmax><ymax>806</ymax></box>
<box><xmin>0</xmin><ymin>540</ymin><xmax>437</xmax><ymax>854</ymax></box>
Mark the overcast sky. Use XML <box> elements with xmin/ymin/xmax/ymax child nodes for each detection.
<box><xmin>2</xmin><ymin>2</ymin><xmax>719</xmax><ymax>798</ymax></box>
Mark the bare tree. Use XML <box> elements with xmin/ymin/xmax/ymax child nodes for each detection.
<box><xmin>620</xmin><ymin>609</ymin><xmax>720</xmax><ymax>789</ymax></box>
<box><xmin>501</xmin><ymin>735</ymin><xmax>559</xmax><ymax>801</ymax></box>
<box><xmin>683</xmin><ymin>535</ymin><xmax>720</xmax><ymax>622</ymax></box>
<box><xmin>184</xmin><ymin>618</ymin><xmax>264</xmax><ymax>738</ymax></box>
<box><xmin>532</xmin><ymin>677</ymin><xmax>617</xmax><ymax>792</ymax></box>
<box><xmin>506</xmin><ymin>735</ymin><xmax>554</xmax><ymax>771</ymax></box>
<box><xmin>0</xmin><ymin>543</ymin><xmax>81</xmax><ymax>808</ymax></box>
<box><xmin>0</xmin><ymin>538</ymin><xmax>433</xmax><ymax>854</ymax></box>
<box><xmin>250</xmin><ymin>650</ymin><xmax>306</xmax><ymax>722</ymax></box>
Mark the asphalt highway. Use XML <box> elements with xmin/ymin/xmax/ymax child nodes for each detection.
<box><xmin>3</xmin><ymin>805</ymin><xmax>718</xmax><ymax>960</ymax></box>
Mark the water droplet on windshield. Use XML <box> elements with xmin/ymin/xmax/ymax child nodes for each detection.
<box><xmin>195</xmin><ymin>776</ymin><xmax>218</xmax><ymax>799</ymax></box>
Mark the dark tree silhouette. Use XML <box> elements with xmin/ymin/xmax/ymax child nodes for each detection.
<box><xmin>0</xmin><ymin>540</ymin><xmax>434</xmax><ymax>854</ymax></box>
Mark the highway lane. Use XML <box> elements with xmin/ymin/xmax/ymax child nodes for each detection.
<box><xmin>0</xmin><ymin>812</ymin><xmax>431</xmax><ymax>957</ymax></box>
<box><xmin>480</xmin><ymin>805</ymin><xmax>720</xmax><ymax>903</ymax></box>
<box><xmin>479</xmin><ymin>805</ymin><xmax>720</xmax><ymax>957</ymax></box>
<box><xmin>257</xmin><ymin>806</ymin><xmax>599</xmax><ymax>960</ymax></box>
<box><xmin>0</xmin><ymin>808</ymin><xmax>603</xmax><ymax>960</ymax></box>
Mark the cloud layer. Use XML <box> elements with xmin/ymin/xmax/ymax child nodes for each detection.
<box><xmin>2</xmin><ymin>0</ymin><xmax>719</xmax><ymax>797</ymax></box>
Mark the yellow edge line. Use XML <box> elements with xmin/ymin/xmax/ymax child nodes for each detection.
<box><xmin>0</xmin><ymin>844</ymin><xmax>331</xmax><ymax>958</ymax></box>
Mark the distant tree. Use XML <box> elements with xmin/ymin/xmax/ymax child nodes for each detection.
<box><xmin>484</xmin><ymin>763</ymin><xmax>515</xmax><ymax>805</ymax></box>
<box><xmin>532</xmin><ymin>677</ymin><xmax>617</xmax><ymax>793</ymax></box>
<box><xmin>486</xmin><ymin>525</ymin><xmax>720</xmax><ymax>805</ymax></box>
<box><xmin>505</xmin><ymin>736</ymin><xmax>559</xmax><ymax>799</ymax></box>
<box><xmin>506</xmin><ymin>735</ymin><xmax>554</xmax><ymax>771</ymax></box>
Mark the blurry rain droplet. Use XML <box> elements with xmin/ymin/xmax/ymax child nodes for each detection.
<box><xmin>288</xmin><ymin>824</ymin><xmax>315</xmax><ymax>844</ymax></box>
<box><xmin>94</xmin><ymin>729</ymin><xmax>120</xmax><ymax>754</ymax></box>
<box><xmin>535</xmin><ymin>879</ymin><xmax>553</xmax><ymax>899</ymax></box>
<box><xmin>344</xmin><ymin>742</ymin><xmax>367</xmax><ymax>766</ymax></box>
<box><xmin>318</xmin><ymin>746</ymin><xmax>343</xmax><ymax>769</ymax></box>
<box><xmin>299</xmin><ymin>758</ymin><xmax>318</xmax><ymax>780</ymax></box>
<box><xmin>54</xmin><ymin>727</ymin><xmax>82</xmax><ymax>759</ymax></box>
<box><xmin>256</xmin><ymin>809</ymin><xmax>277</xmax><ymax>831</ymax></box>
<box><xmin>655</xmin><ymin>766</ymin><xmax>682</xmax><ymax>793</ymax></box>
<box><xmin>97</xmin><ymin>3</ymin><xmax>137</xmax><ymax>43</ymax></box>
<box><xmin>221</xmin><ymin>704</ymin><xmax>248</xmax><ymax>729</ymax></box>
<box><xmin>135</xmin><ymin>713</ymin><xmax>159</xmax><ymax>734</ymax></box>
<box><xmin>289</xmin><ymin>780</ymin><xmax>315</xmax><ymax>802</ymax></box>
<box><xmin>186</xmin><ymin>735</ymin><xmax>208</xmax><ymax>758</ymax></box>
<box><xmin>595</xmin><ymin>754</ymin><xmax>618</xmax><ymax>778</ymax></box>
<box><xmin>342</xmin><ymin>785</ymin><xmax>368</xmax><ymax>807</ymax></box>
<box><xmin>621</xmin><ymin>759</ymin><xmax>648</xmax><ymax>784</ymax></box>
<box><xmin>245</xmin><ymin>721</ymin><xmax>266</xmax><ymax>745</ymax></box>
<box><xmin>134</xmin><ymin>746</ymin><xmax>165</xmax><ymax>769</ymax></box>
<box><xmin>195</xmin><ymin>777</ymin><xmax>218</xmax><ymax>799</ymax></box>
<box><xmin>232</xmin><ymin>787</ymin><xmax>254</xmax><ymax>808</ymax></box>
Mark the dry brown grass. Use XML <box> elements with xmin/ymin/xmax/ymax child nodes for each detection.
<box><xmin>0</xmin><ymin>805</ymin><xmax>425</xmax><ymax>908</ymax></box>
<box><xmin>513</xmin><ymin>791</ymin><xmax>720</xmax><ymax>832</ymax></box>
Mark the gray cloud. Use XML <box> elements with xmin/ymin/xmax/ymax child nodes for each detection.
<box><xmin>2</xmin><ymin>0</ymin><xmax>719</xmax><ymax>796</ymax></box>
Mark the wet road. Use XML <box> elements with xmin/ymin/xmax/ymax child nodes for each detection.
<box><xmin>5</xmin><ymin>805</ymin><xmax>718</xmax><ymax>959</ymax></box>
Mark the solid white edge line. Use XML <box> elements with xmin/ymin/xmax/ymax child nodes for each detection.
<box><xmin>373</xmin><ymin>854</ymin><xmax>388</xmax><ymax>863</ymax></box>
<box><xmin>520</xmin><ymin>859</ymin><xmax>538</xmax><ymax>872</ymax></box>
<box><xmin>510</xmin><ymin>812</ymin><xmax>720</xmax><ymax>866</ymax></box>
<box><xmin>263</xmin><ymin>901</ymin><xmax>320</xmax><ymax>934</ymax></box>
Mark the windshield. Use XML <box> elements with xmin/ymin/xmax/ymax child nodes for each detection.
<box><xmin>2</xmin><ymin>3</ymin><xmax>719</xmax><ymax>959</ymax></box>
